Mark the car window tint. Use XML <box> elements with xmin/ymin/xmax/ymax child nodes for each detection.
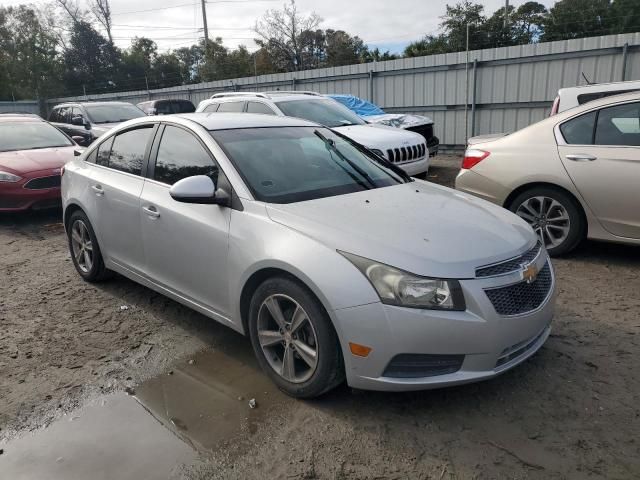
<box><xmin>57</xmin><ymin>107</ymin><xmax>71</xmax><ymax>124</ymax></box>
<box><xmin>176</xmin><ymin>101</ymin><xmax>195</xmax><ymax>113</ymax></box>
<box><xmin>85</xmin><ymin>148</ymin><xmax>98</xmax><ymax>164</ymax></box>
<box><xmin>71</xmin><ymin>107</ymin><xmax>84</xmax><ymax>122</ymax></box>
<box><xmin>594</xmin><ymin>102</ymin><xmax>640</xmax><ymax>146</ymax></box>
<box><xmin>154</xmin><ymin>126</ymin><xmax>218</xmax><ymax>185</ymax></box>
<box><xmin>97</xmin><ymin>136</ymin><xmax>114</xmax><ymax>166</ymax></box>
<box><xmin>49</xmin><ymin>109</ymin><xmax>59</xmax><ymax>122</ymax></box>
<box><xmin>156</xmin><ymin>101</ymin><xmax>173</xmax><ymax>115</ymax></box>
<box><xmin>217</xmin><ymin>101</ymin><xmax>244</xmax><ymax>112</ymax></box>
<box><xmin>203</xmin><ymin>103</ymin><xmax>219</xmax><ymax>113</ymax></box>
<box><xmin>108</xmin><ymin>127</ymin><xmax>153</xmax><ymax>175</ymax></box>
<box><xmin>560</xmin><ymin>111</ymin><xmax>596</xmax><ymax>145</ymax></box>
<box><xmin>246</xmin><ymin>102</ymin><xmax>275</xmax><ymax>115</ymax></box>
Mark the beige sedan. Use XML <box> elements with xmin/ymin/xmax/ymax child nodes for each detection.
<box><xmin>456</xmin><ymin>92</ymin><xmax>640</xmax><ymax>256</ymax></box>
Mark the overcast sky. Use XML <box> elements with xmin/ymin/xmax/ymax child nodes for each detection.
<box><xmin>12</xmin><ymin>0</ymin><xmax>555</xmax><ymax>53</ymax></box>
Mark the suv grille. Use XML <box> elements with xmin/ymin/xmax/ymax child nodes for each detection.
<box><xmin>406</xmin><ymin>124</ymin><xmax>434</xmax><ymax>142</ymax></box>
<box><xmin>484</xmin><ymin>262</ymin><xmax>552</xmax><ymax>316</ymax></box>
<box><xmin>476</xmin><ymin>242</ymin><xmax>542</xmax><ymax>278</ymax></box>
<box><xmin>386</xmin><ymin>143</ymin><xmax>426</xmax><ymax>164</ymax></box>
<box><xmin>24</xmin><ymin>175</ymin><xmax>61</xmax><ymax>190</ymax></box>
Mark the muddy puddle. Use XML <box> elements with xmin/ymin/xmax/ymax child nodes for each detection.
<box><xmin>0</xmin><ymin>347</ymin><xmax>287</xmax><ymax>479</ymax></box>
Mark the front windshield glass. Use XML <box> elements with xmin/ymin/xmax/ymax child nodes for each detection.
<box><xmin>0</xmin><ymin>122</ymin><xmax>73</xmax><ymax>152</ymax></box>
<box><xmin>210</xmin><ymin>127</ymin><xmax>406</xmax><ymax>204</ymax></box>
<box><xmin>85</xmin><ymin>104</ymin><xmax>145</xmax><ymax>124</ymax></box>
<box><xmin>275</xmin><ymin>99</ymin><xmax>366</xmax><ymax>127</ymax></box>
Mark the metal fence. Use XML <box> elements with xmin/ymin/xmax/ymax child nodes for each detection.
<box><xmin>0</xmin><ymin>100</ymin><xmax>40</xmax><ymax>115</ymax></box>
<box><xmin>46</xmin><ymin>32</ymin><xmax>640</xmax><ymax>148</ymax></box>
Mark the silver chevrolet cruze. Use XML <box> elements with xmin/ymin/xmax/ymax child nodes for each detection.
<box><xmin>62</xmin><ymin>113</ymin><xmax>556</xmax><ymax>398</ymax></box>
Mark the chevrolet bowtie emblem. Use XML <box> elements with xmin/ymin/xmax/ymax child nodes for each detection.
<box><xmin>522</xmin><ymin>262</ymin><xmax>539</xmax><ymax>284</ymax></box>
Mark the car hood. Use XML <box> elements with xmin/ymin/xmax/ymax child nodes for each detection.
<box><xmin>363</xmin><ymin>113</ymin><xmax>433</xmax><ymax>129</ymax></box>
<box><xmin>266</xmin><ymin>180</ymin><xmax>535</xmax><ymax>279</ymax></box>
<box><xmin>0</xmin><ymin>146</ymin><xmax>76</xmax><ymax>174</ymax></box>
<box><xmin>333</xmin><ymin>124</ymin><xmax>425</xmax><ymax>149</ymax></box>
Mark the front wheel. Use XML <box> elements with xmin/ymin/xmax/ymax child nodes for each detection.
<box><xmin>248</xmin><ymin>276</ymin><xmax>344</xmax><ymax>398</ymax></box>
<box><xmin>509</xmin><ymin>186</ymin><xmax>585</xmax><ymax>256</ymax></box>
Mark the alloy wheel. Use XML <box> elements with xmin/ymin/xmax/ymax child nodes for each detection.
<box><xmin>70</xmin><ymin>219</ymin><xmax>94</xmax><ymax>273</ymax></box>
<box><xmin>515</xmin><ymin>196</ymin><xmax>571</xmax><ymax>249</ymax></box>
<box><xmin>257</xmin><ymin>294</ymin><xmax>319</xmax><ymax>383</ymax></box>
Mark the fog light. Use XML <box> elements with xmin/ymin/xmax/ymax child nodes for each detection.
<box><xmin>349</xmin><ymin>342</ymin><xmax>372</xmax><ymax>357</ymax></box>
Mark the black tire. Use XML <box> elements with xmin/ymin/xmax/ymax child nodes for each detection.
<box><xmin>66</xmin><ymin>210</ymin><xmax>111</xmax><ymax>282</ymax></box>
<box><xmin>248</xmin><ymin>276</ymin><xmax>344</xmax><ymax>398</ymax></box>
<box><xmin>508</xmin><ymin>186</ymin><xmax>585</xmax><ymax>256</ymax></box>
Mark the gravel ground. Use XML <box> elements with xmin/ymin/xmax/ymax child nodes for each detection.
<box><xmin>1</xmin><ymin>155</ymin><xmax>639</xmax><ymax>479</ymax></box>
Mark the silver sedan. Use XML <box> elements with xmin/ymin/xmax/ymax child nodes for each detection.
<box><xmin>62</xmin><ymin>113</ymin><xmax>555</xmax><ymax>398</ymax></box>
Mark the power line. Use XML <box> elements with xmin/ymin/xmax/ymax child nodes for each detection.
<box><xmin>112</xmin><ymin>0</ymin><xmax>279</xmax><ymax>16</ymax></box>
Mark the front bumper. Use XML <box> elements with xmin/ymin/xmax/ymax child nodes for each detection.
<box><xmin>334</xmin><ymin>255</ymin><xmax>556</xmax><ymax>391</ymax></box>
<box><xmin>397</xmin><ymin>157</ymin><xmax>430</xmax><ymax>176</ymax></box>
<box><xmin>0</xmin><ymin>181</ymin><xmax>61</xmax><ymax>212</ymax></box>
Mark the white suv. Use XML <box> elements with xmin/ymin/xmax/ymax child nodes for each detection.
<box><xmin>196</xmin><ymin>92</ymin><xmax>430</xmax><ymax>176</ymax></box>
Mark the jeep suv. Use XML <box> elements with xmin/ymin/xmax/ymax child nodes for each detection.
<box><xmin>196</xmin><ymin>92</ymin><xmax>430</xmax><ymax>176</ymax></box>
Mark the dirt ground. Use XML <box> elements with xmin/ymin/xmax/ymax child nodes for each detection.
<box><xmin>1</xmin><ymin>155</ymin><xmax>639</xmax><ymax>479</ymax></box>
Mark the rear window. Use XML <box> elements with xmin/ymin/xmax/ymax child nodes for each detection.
<box><xmin>560</xmin><ymin>111</ymin><xmax>596</xmax><ymax>144</ymax></box>
<box><xmin>0</xmin><ymin>122</ymin><xmax>73</xmax><ymax>152</ymax></box>
<box><xmin>578</xmin><ymin>89</ymin><xmax>640</xmax><ymax>105</ymax></box>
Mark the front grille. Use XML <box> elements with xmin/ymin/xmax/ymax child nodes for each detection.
<box><xmin>24</xmin><ymin>175</ymin><xmax>61</xmax><ymax>190</ymax></box>
<box><xmin>383</xmin><ymin>353</ymin><xmax>464</xmax><ymax>378</ymax></box>
<box><xmin>476</xmin><ymin>242</ymin><xmax>542</xmax><ymax>278</ymax></box>
<box><xmin>386</xmin><ymin>143</ymin><xmax>426</xmax><ymax>164</ymax></box>
<box><xmin>485</xmin><ymin>262</ymin><xmax>552</xmax><ymax>316</ymax></box>
<box><xmin>495</xmin><ymin>327</ymin><xmax>548</xmax><ymax>368</ymax></box>
<box><xmin>407</xmin><ymin>124</ymin><xmax>434</xmax><ymax>142</ymax></box>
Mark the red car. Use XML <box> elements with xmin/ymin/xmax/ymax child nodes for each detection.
<box><xmin>0</xmin><ymin>114</ymin><xmax>79</xmax><ymax>212</ymax></box>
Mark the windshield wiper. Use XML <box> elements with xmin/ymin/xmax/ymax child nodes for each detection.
<box><xmin>313</xmin><ymin>130</ymin><xmax>376</xmax><ymax>188</ymax></box>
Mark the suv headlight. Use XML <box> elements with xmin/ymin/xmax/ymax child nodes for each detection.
<box><xmin>0</xmin><ymin>171</ymin><xmax>22</xmax><ymax>182</ymax></box>
<box><xmin>340</xmin><ymin>251</ymin><xmax>465</xmax><ymax>310</ymax></box>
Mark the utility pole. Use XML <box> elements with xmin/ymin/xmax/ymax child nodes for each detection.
<box><xmin>201</xmin><ymin>0</ymin><xmax>209</xmax><ymax>53</ymax></box>
<box><xmin>465</xmin><ymin>23</ymin><xmax>470</xmax><ymax>144</ymax></box>
<box><xmin>504</xmin><ymin>0</ymin><xmax>510</xmax><ymax>28</ymax></box>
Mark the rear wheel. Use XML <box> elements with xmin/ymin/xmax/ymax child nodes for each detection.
<box><xmin>509</xmin><ymin>186</ymin><xmax>585</xmax><ymax>256</ymax></box>
<box><xmin>248</xmin><ymin>276</ymin><xmax>344</xmax><ymax>398</ymax></box>
<box><xmin>67</xmin><ymin>210</ymin><xmax>110</xmax><ymax>282</ymax></box>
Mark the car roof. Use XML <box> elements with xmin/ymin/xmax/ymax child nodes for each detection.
<box><xmin>206</xmin><ymin>91</ymin><xmax>327</xmax><ymax>103</ymax></box>
<box><xmin>53</xmin><ymin>101</ymin><xmax>135</xmax><ymax>107</ymax></box>
<box><xmin>0</xmin><ymin>114</ymin><xmax>44</xmax><ymax>123</ymax></box>
<box><xmin>559</xmin><ymin>79</ymin><xmax>640</xmax><ymax>94</ymax></box>
<box><xmin>173</xmin><ymin>112</ymin><xmax>320</xmax><ymax>130</ymax></box>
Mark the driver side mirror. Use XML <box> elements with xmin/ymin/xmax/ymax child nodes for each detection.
<box><xmin>169</xmin><ymin>175</ymin><xmax>230</xmax><ymax>206</ymax></box>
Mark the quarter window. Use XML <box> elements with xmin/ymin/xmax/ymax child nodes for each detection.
<box><xmin>594</xmin><ymin>102</ymin><xmax>640</xmax><ymax>146</ymax></box>
<box><xmin>96</xmin><ymin>136</ymin><xmax>114</xmax><ymax>166</ymax></box>
<box><xmin>203</xmin><ymin>103</ymin><xmax>219</xmax><ymax>113</ymax></box>
<box><xmin>246</xmin><ymin>102</ymin><xmax>275</xmax><ymax>115</ymax></box>
<box><xmin>560</xmin><ymin>111</ymin><xmax>596</xmax><ymax>145</ymax></box>
<box><xmin>108</xmin><ymin>127</ymin><xmax>153</xmax><ymax>175</ymax></box>
<box><xmin>217</xmin><ymin>101</ymin><xmax>245</xmax><ymax>112</ymax></box>
<box><xmin>154</xmin><ymin>125</ymin><xmax>218</xmax><ymax>185</ymax></box>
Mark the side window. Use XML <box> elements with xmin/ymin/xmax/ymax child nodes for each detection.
<box><xmin>177</xmin><ymin>101</ymin><xmax>195</xmax><ymax>113</ymax></box>
<box><xmin>85</xmin><ymin>148</ymin><xmax>98</xmax><ymax>164</ymax></box>
<box><xmin>594</xmin><ymin>102</ymin><xmax>640</xmax><ymax>146</ymax></box>
<box><xmin>96</xmin><ymin>136</ymin><xmax>114</xmax><ymax>166</ymax></box>
<box><xmin>71</xmin><ymin>107</ymin><xmax>84</xmax><ymax>123</ymax></box>
<box><xmin>154</xmin><ymin>125</ymin><xmax>218</xmax><ymax>185</ymax></box>
<box><xmin>560</xmin><ymin>111</ymin><xmax>596</xmax><ymax>145</ymax></box>
<box><xmin>203</xmin><ymin>103</ymin><xmax>219</xmax><ymax>113</ymax></box>
<box><xmin>217</xmin><ymin>101</ymin><xmax>245</xmax><ymax>113</ymax></box>
<box><xmin>58</xmin><ymin>107</ymin><xmax>71</xmax><ymax>124</ymax></box>
<box><xmin>155</xmin><ymin>101</ymin><xmax>173</xmax><ymax>115</ymax></box>
<box><xmin>247</xmin><ymin>101</ymin><xmax>275</xmax><ymax>115</ymax></box>
<box><xmin>49</xmin><ymin>108</ymin><xmax>59</xmax><ymax>122</ymax></box>
<box><xmin>108</xmin><ymin>127</ymin><xmax>153</xmax><ymax>175</ymax></box>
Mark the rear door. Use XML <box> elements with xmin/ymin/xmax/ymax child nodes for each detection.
<box><xmin>88</xmin><ymin>124</ymin><xmax>157</xmax><ymax>273</ymax></box>
<box><xmin>558</xmin><ymin>101</ymin><xmax>640</xmax><ymax>239</ymax></box>
<box><xmin>139</xmin><ymin>124</ymin><xmax>231</xmax><ymax>316</ymax></box>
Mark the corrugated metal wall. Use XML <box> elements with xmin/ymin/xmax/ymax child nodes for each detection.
<box><xmin>46</xmin><ymin>32</ymin><xmax>640</xmax><ymax>147</ymax></box>
<box><xmin>0</xmin><ymin>101</ymin><xmax>40</xmax><ymax>114</ymax></box>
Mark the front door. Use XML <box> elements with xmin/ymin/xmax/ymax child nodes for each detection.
<box><xmin>139</xmin><ymin>124</ymin><xmax>231</xmax><ymax>317</ymax></box>
<box><xmin>558</xmin><ymin>101</ymin><xmax>640</xmax><ymax>239</ymax></box>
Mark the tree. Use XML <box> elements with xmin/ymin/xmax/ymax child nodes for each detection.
<box><xmin>609</xmin><ymin>0</ymin><xmax>640</xmax><ymax>35</ymax></box>
<box><xmin>254</xmin><ymin>0</ymin><xmax>322</xmax><ymax>71</ymax></box>
<box><xmin>325</xmin><ymin>30</ymin><xmax>368</xmax><ymax>67</ymax></box>
<box><xmin>440</xmin><ymin>1</ymin><xmax>486</xmax><ymax>50</ymax></box>
<box><xmin>511</xmin><ymin>2</ymin><xmax>548</xmax><ymax>42</ymax></box>
<box><xmin>542</xmin><ymin>0</ymin><xmax>611</xmax><ymax>41</ymax></box>
<box><xmin>90</xmin><ymin>0</ymin><xmax>113</xmax><ymax>44</ymax></box>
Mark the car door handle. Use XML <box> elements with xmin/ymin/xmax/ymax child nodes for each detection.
<box><xmin>565</xmin><ymin>154</ymin><xmax>597</xmax><ymax>162</ymax></box>
<box><xmin>91</xmin><ymin>184</ymin><xmax>104</xmax><ymax>196</ymax></box>
<box><xmin>142</xmin><ymin>205</ymin><xmax>160</xmax><ymax>218</ymax></box>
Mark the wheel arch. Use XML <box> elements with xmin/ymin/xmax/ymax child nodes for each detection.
<box><xmin>63</xmin><ymin>202</ymin><xmax>85</xmax><ymax>231</ymax></box>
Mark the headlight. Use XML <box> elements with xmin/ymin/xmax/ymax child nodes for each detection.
<box><xmin>0</xmin><ymin>171</ymin><xmax>22</xmax><ymax>182</ymax></box>
<box><xmin>340</xmin><ymin>251</ymin><xmax>465</xmax><ymax>310</ymax></box>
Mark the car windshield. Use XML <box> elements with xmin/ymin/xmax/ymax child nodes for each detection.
<box><xmin>211</xmin><ymin>126</ymin><xmax>406</xmax><ymax>204</ymax></box>
<box><xmin>275</xmin><ymin>99</ymin><xmax>366</xmax><ymax>127</ymax></box>
<box><xmin>84</xmin><ymin>104</ymin><xmax>145</xmax><ymax>124</ymax></box>
<box><xmin>0</xmin><ymin>122</ymin><xmax>73</xmax><ymax>152</ymax></box>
